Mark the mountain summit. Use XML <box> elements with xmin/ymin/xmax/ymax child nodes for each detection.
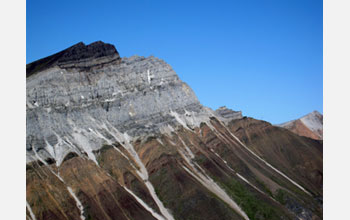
<box><xmin>26</xmin><ymin>42</ymin><xmax>322</xmax><ymax>220</ymax></box>
<box><xmin>277</xmin><ymin>111</ymin><xmax>323</xmax><ymax>140</ymax></box>
<box><xmin>26</xmin><ymin>41</ymin><xmax>121</xmax><ymax>77</ymax></box>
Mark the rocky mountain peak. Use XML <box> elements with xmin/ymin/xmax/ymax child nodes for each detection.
<box><xmin>26</xmin><ymin>41</ymin><xmax>120</xmax><ymax>77</ymax></box>
<box><xmin>305</xmin><ymin>110</ymin><xmax>323</xmax><ymax>120</ymax></box>
<box><xmin>26</xmin><ymin>41</ymin><xmax>211</xmax><ymax>165</ymax></box>
<box><xmin>56</xmin><ymin>41</ymin><xmax>118</xmax><ymax>62</ymax></box>
<box><xmin>26</xmin><ymin>42</ymin><xmax>323</xmax><ymax>220</ymax></box>
<box><xmin>300</xmin><ymin>111</ymin><xmax>323</xmax><ymax>133</ymax></box>
<box><xmin>277</xmin><ymin>110</ymin><xmax>323</xmax><ymax>140</ymax></box>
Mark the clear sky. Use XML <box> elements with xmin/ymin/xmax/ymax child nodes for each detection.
<box><xmin>27</xmin><ymin>0</ymin><xmax>323</xmax><ymax>124</ymax></box>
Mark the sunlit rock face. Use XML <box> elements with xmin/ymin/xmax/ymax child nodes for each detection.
<box><xmin>26</xmin><ymin>41</ymin><xmax>211</xmax><ymax>165</ymax></box>
<box><xmin>26</xmin><ymin>41</ymin><xmax>322</xmax><ymax>220</ymax></box>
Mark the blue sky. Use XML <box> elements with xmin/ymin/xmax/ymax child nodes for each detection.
<box><xmin>27</xmin><ymin>0</ymin><xmax>323</xmax><ymax>124</ymax></box>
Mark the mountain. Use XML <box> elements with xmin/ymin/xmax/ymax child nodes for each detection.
<box><xmin>277</xmin><ymin>111</ymin><xmax>323</xmax><ymax>140</ymax></box>
<box><xmin>26</xmin><ymin>41</ymin><xmax>322</xmax><ymax>220</ymax></box>
<box><xmin>215</xmin><ymin>106</ymin><xmax>243</xmax><ymax>122</ymax></box>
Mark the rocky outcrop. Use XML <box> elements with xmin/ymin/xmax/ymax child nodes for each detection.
<box><xmin>277</xmin><ymin>111</ymin><xmax>323</xmax><ymax>140</ymax></box>
<box><xmin>215</xmin><ymin>106</ymin><xmax>243</xmax><ymax>122</ymax></box>
<box><xmin>26</xmin><ymin>41</ymin><xmax>323</xmax><ymax>220</ymax></box>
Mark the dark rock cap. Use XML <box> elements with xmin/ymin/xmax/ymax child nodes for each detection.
<box><xmin>26</xmin><ymin>41</ymin><xmax>120</xmax><ymax>77</ymax></box>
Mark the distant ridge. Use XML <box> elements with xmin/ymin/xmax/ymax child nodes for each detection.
<box><xmin>277</xmin><ymin>111</ymin><xmax>323</xmax><ymax>140</ymax></box>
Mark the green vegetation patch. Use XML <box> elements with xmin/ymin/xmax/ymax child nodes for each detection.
<box><xmin>255</xmin><ymin>178</ymin><xmax>273</xmax><ymax>198</ymax></box>
<box><xmin>217</xmin><ymin>177</ymin><xmax>286</xmax><ymax>220</ymax></box>
<box><xmin>275</xmin><ymin>189</ymin><xmax>288</xmax><ymax>205</ymax></box>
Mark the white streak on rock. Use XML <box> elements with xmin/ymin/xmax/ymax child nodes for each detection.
<box><xmin>212</xmin><ymin>117</ymin><xmax>312</xmax><ymax>196</ymax></box>
<box><xmin>99</xmin><ymin>123</ymin><xmax>174</xmax><ymax>220</ymax></box>
<box><xmin>170</xmin><ymin>111</ymin><xmax>191</xmax><ymax>130</ymax></box>
<box><xmin>45</xmin><ymin>139</ymin><xmax>56</xmax><ymax>159</ymax></box>
<box><xmin>67</xmin><ymin>187</ymin><xmax>86</xmax><ymax>220</ymax></box>
<box><xmin>236</xmin><ymin>173</ymin><xmax>265</xmax><ymax>196</ymax></box>
<box><xmin>103</xmin><ymin>98</ymin><xmax>116</xmax><ymax>102</ymax></box>
<box><xmin>33</xmin><ymin>148</ymin><xmax>66</xmax><ymax>183</ymax></box>
<box><xmin>147</xmin><ymin>69</ymin><xmax>151</xmax><ymax>84</ymax></box>
<box><xmin>123</xmin><ymin>186</ymin><xmax>165</xmax><ymax>220</ymax></box>
<box><xmin>205</xmin><ymin>121</ymin><xmax>232</xmax><ymax>145</ymax></box>
<box><xmin>182</xmin><ymin>166</ymin><xmax>249</xmax><ymax>220</ymax></box>
<box><xmin>72</xmin><ymin>132</ymin><xmax>99</xmax><ymax>166</ymax></box>
<box><xmin>177</xmin><ymin>139</ymin><xmax>249</xmax><ymax>220</ymax></box>
<box><xmin>210</xmin><ymin>148</ymin><xmax>235</xmax><ymax>173</ymax></box>
<box><xmin>29</xmin><ymin>151</ymin><xmax>86</xmax><ymax>220</ymax></box>
<box><xmin>178</xmin><ymin>136</ymin><xmax>195</xmax><ymax>159</ymax></box>
<box><xmin>89</xmin><ymin>128</ymin><xmax>112</xmax><ymax>145</ymax></box>
<box><xmin>49</xmin><ymin>168</ymin><xmax>86</xmax><ymax>220</ymax></box>
<box><xmin>26</xmin><ymin>201</ymin><xmax>37</xmax><ymax>220</ymax></box>
<box><xmin>156</xmin><ymin>138</ymin><xmax>164</xmax><ymax>146</ymax></box>
<box><xmin>33</xmin><ymin>148</ymin><xmax>48</xmax><ymax>166</ymax></box>
<box><xmin>160</xmin><ymin>124</ymin><xmax>175</xmax><ymax>136</ymax></box>
<box><xmin>113</xmin><ymin>146</ymin><xmax>138</xmax><ymax>170</ymax></box>
<box><xmin>52</xmin><ymin>132</ymin><xmax>78</xmax><ymax>167</ymax></box>
<box><xmin>184</xmin><ymin>109</ymin><xmax>211</xmax><ymax>129</ymax></box>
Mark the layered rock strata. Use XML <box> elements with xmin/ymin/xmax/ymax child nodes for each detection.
<box><xmin>26</xmin><ymin>41</ymin><xmax>323</xmax><ymax>220</ymax></box>
<box><xmin>215</xmin><ymin>106</ymin><xmax>243</xmax><ymax>122</ymax></box>
<box><xmin>26</xmin><ymin>41</ymin><xmax>211</xmax><ymax>165</ymax></box>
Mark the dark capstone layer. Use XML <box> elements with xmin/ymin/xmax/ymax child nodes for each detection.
<box><xmin>58</xmin><ymin>41</ymin><xmax>118</xmax><ymax>63</ymax></box>
<box><xmin>26</xmin><ymin>41</ymin><xmax>120</xmax><ymax>77</ymax></box>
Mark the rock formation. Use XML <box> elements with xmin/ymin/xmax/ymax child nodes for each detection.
<box><xmin>215</xmin><ymin>106</ymin><xmax>243</xmax><ymax>122</ymax></box>
<box><xmin>26</xmin><ymin>41</ymin><xmax>323</xmax><ymax>220</ymax></box>
<box><xmin>277</xmin><ymin>111</ymin><xmax>323</xmax><ymax>140</ymax></box>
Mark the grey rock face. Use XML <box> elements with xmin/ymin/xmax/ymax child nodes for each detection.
<box><xmin>299</xmin><ymin>111</ymin><xmax>323</xmax><ymax>137</ymax></box>
<box><xmin>26</xmin><ymin>42</ymin><xmax>212</xmax><ymax>165</ymax></box>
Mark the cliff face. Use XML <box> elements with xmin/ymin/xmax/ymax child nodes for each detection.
<box><xmin>26</xmin><ymin>41</ymin><xmax>322</xmax><ymax>220</ymax></box>
<box><xmin>26</xmin><ymin>42</ymin><xmax>211</xmax><ymax>165</ymax></box>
